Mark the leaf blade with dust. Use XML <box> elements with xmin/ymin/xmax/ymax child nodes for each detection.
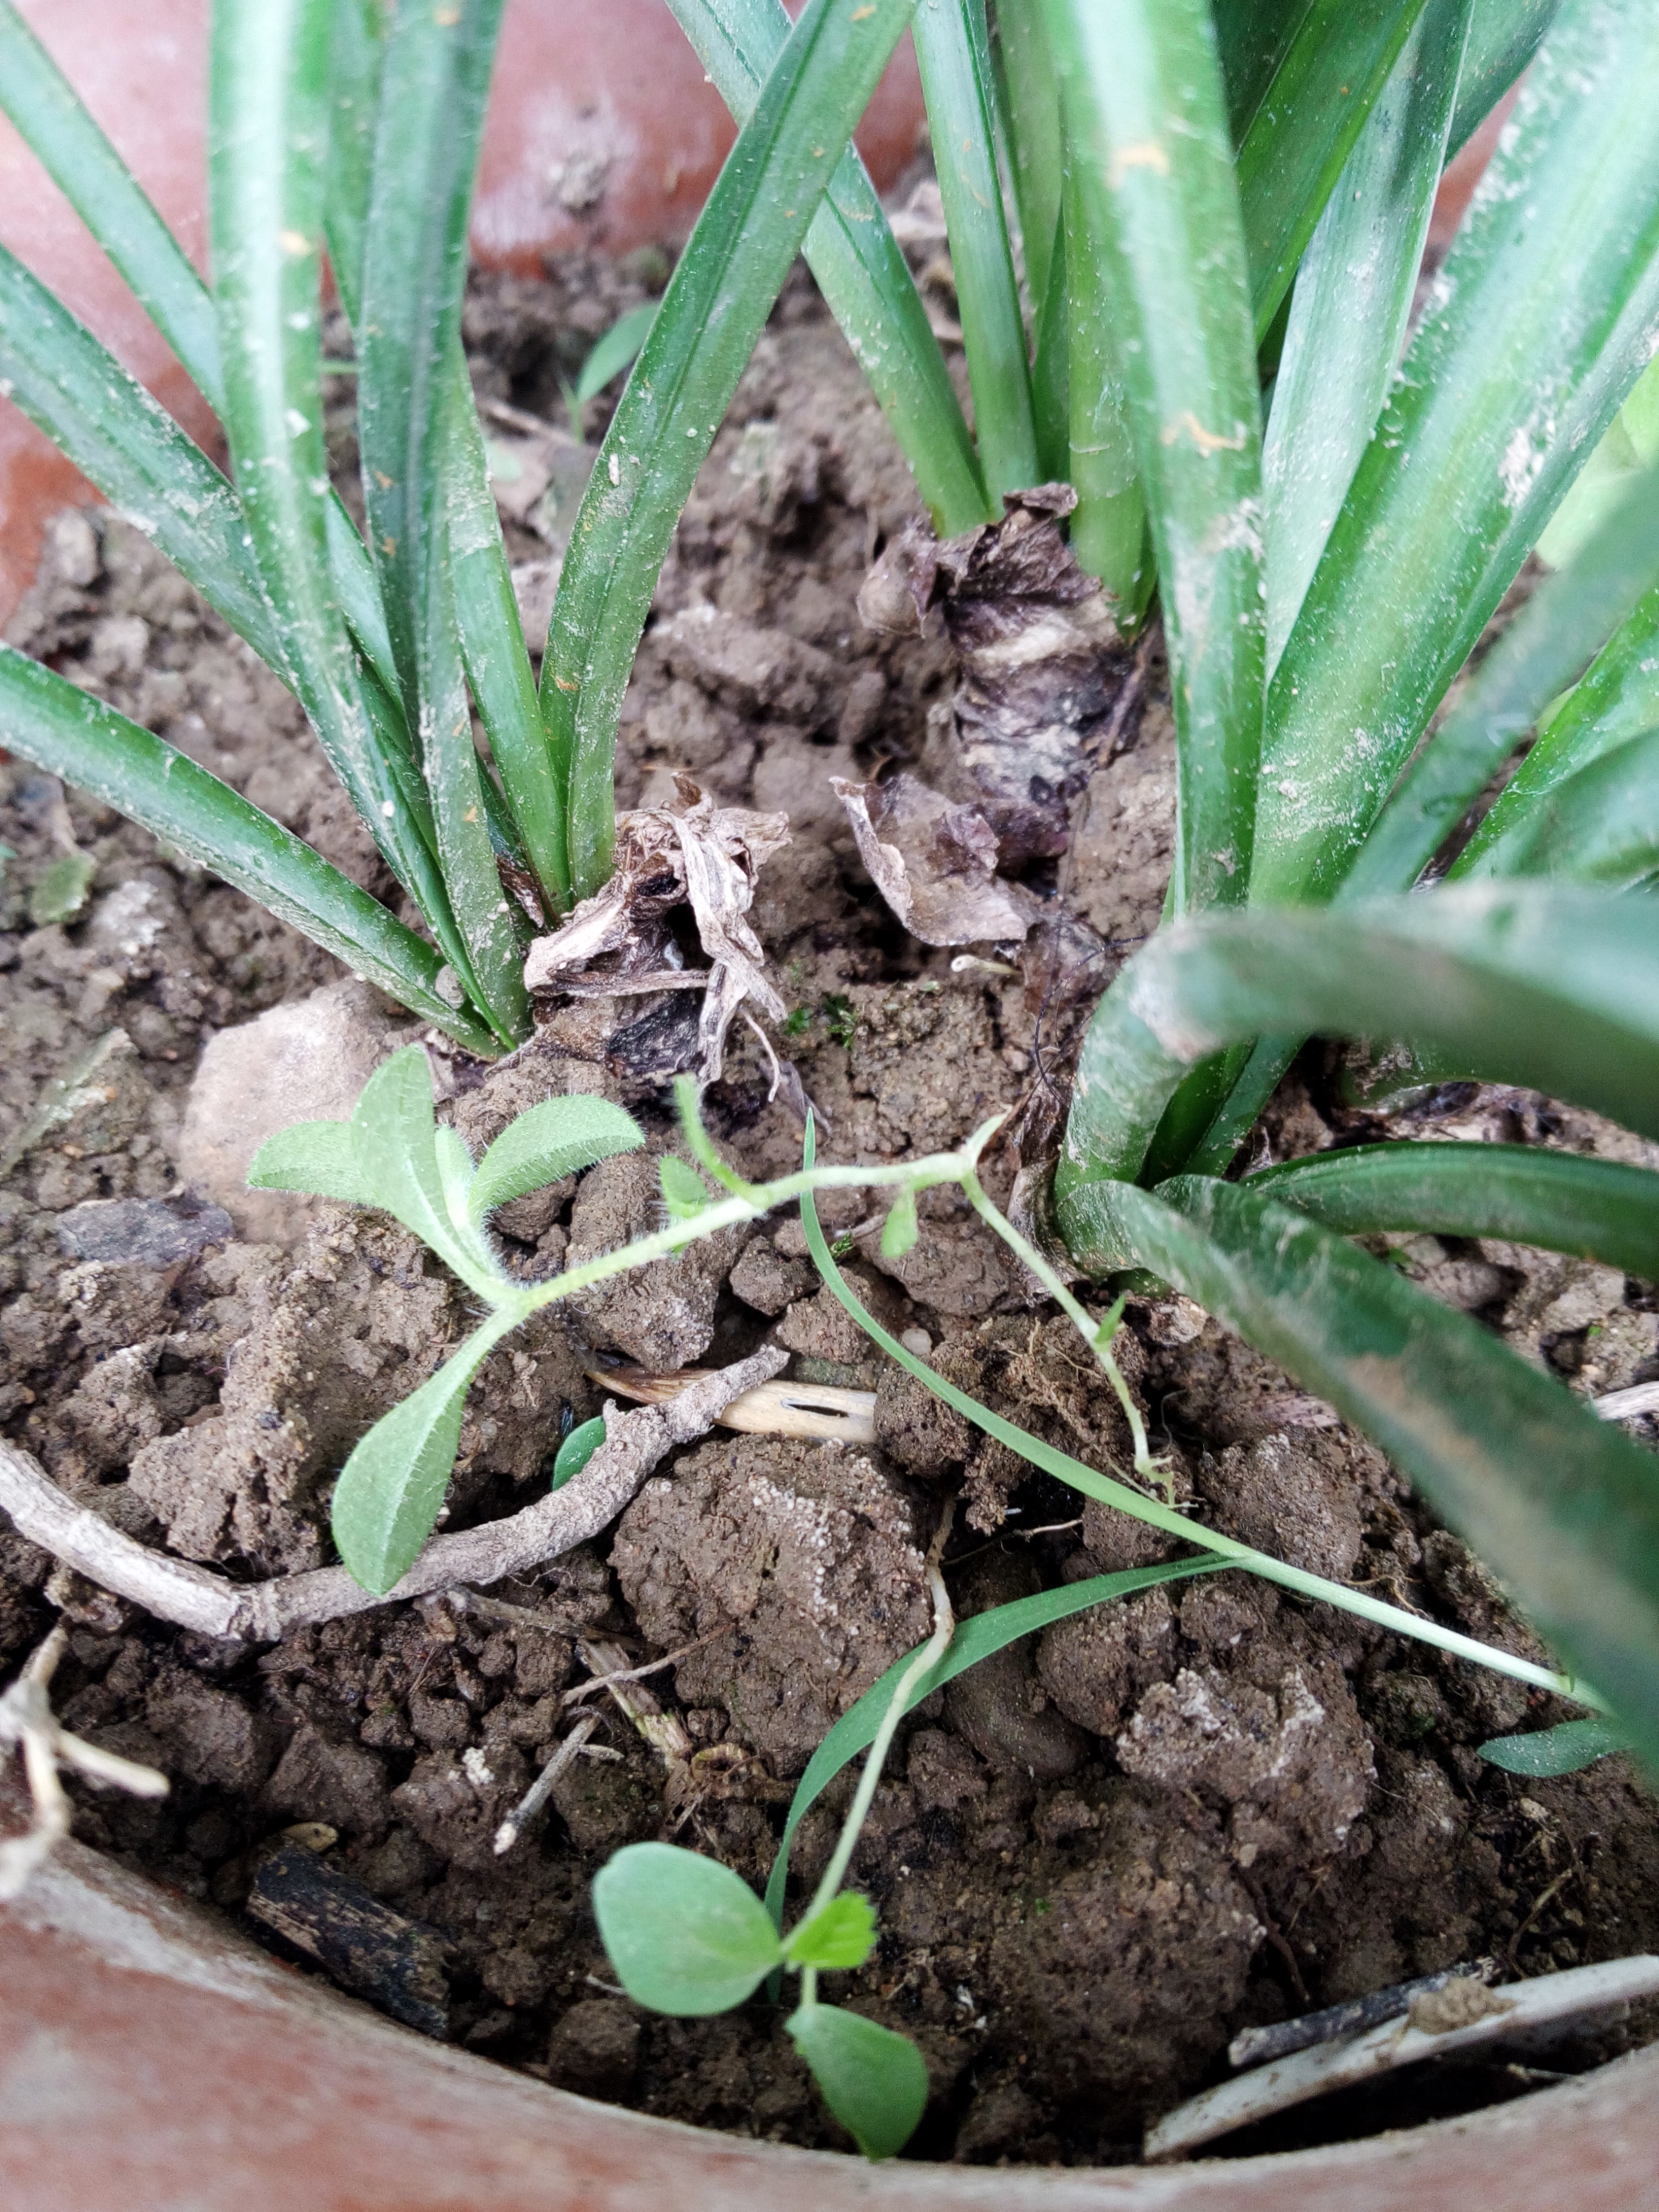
<box><xmin>468</xmin><ymin>1095</ymin><xmax>644</xmax><ymax>1223</ymax></box>
<box><xmin>1478</xmin><ymin>1716</ymin><xmax>1631</xmax><ymax>1777</ymax></box>
<box><xmin>785</xmin><ymin>2001</ymin><xmax>928</xmax><ymax>2159</ymax></box>
<box><xmin>593</xmin><ymin>1841</ymin><xmax>783</xmax><ymax>2015</ymax></box>
<box><xmin>331</xmin><ymin>1316</ymin><xmax>514</xmax><ymax>1596</ymax></box>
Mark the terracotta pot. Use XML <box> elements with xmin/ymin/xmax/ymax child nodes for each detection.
<box><xmin>0</xmin><ymin>0</ymin><xmax>925</xmax><ymax>624</ymax></box>
<box><xmin>3</xmin><ymin>1823</ymin><xmax>1658</xmax><ymax>2212</ymax></box>
<box><xmin>8</xmin><ymin>21</ymin><xmax>1633</xmax><ymax>2207</ymax></box>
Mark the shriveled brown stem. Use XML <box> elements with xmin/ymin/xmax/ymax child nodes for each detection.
<box><xmin>0</xmin><ymin>1348</ymin><xmax>785</xmax><ymax>1643</ymax></box>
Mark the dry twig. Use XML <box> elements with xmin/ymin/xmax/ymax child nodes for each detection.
<box><xmin>0</xmin><ymin>1348</ymin><xmax>786</xmax><ymax>1643</ymax></box>
<box><xmin>0</xmin><ymin>1618</ymin><xmax>167</xmax><ymax>1900</ymax></box>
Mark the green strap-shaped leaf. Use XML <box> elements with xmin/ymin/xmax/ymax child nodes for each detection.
<box><xmin>574</xmin><ymin>301</ymin><xmax>659</xmax><ymax>405</ymax></box>
<box><xmin>663</xmin><ymin>0</ymin><xmax>987</xmax><ymax>538</ymax></box>
<box><xmin>0</xmin><ymin>0</ymin><xmax>222</xmax><ymax>402</ymax></box>
<box><xmin>1060</xmin><ymin>162</ymin><xmax>1149</xmax><ymax>613</ymax></box>
<box><xmin>468</xmin><ymin>1096</ymin><xmax>645</xmax><ymax>1222</ymax></box>
<box><xmin>1448</xmin><ymin>0</ymin><xmax>1562</xmax><ymax>157</ymax></box>
<box><xmin>1042</xmin><ymin>0</ymin><xmax>1263</xmax><ymax>922</ymax></box>
<box><xmin>332</xmin><ymin>1306</ymin><xmax>520</xmax><ymax>1594</ymax></box>
<box><xmin>1248</xmin><ymin>1141</ymin><xmax>1659</xmax><ymax>1278</ymax></box>
<box><xmin>1235</xmin><ymin>0</ymin><xmax>1430</xmax><ymax>341</ymax></box>
<box><xmin>1256</xmin><ymin>0</ymin><xmax>1659</xmax><ymax>908</ymax></box>
<box><xmin>546</xmin><ymin>0</ymin><xmax>921</xmax><ymax>902</ymax></box>
<box><xmin>1456</xmin><ymin>725</ymin><xmax>1659</xmax><ymax>891</ymax></box>
<box><xmin>785</xmin><ymin>2004</ymin><xmax>928</xmax><ymax>2161</ymax></box>
<box><xmin>359</xmin><ymin>0</ymin><xmax>505</xmax><ymax>723</ymax></box>
<box><xmin>1479</xmin><ymin>1716</ymin><xmax>1630</xmax><ymax>1776</ymax></box>
<box><xmin>323</xmin><ymin>0</ymin><xmax>389</xmax><ymax>331</ymax></box>
<box><xmin>1063</xmin><ymin>1173</ymin><xmax>1659</xmax><ymax>1778</ymax></box>
<box><xmin>912</xmin><ymin>0</ymin><xmax>1039</xmax><ymax>503</ymax></box>
<box><xmin>1212</xmin><ymin>0</ymin><xmax>1310</xmax><ymax>144</ymax></box>
<box><xmin>764</xmin><ymin>1556</ymin><xmax>1210</xmax><ymax>1926</ymax></box>
<box><xmin>0</xmin><ymin>0</ymin><xmax>410</xmax><ymax>717</ymax></box>
<box><xmin>0</xmin><ymin>245</ymin><xmax>279</xmax><ymax>666</ymax></box>
<box><xmin>1347</xmin><ymin>453</ymin><xmax>1659</xmax><ymax>899</ymax></box>
<box><xmin>1263</xmin><ymin>0</ymin><xmax>1471</xmax><ymax>672</ymax></box>
<box><xmin>246</xmin><ymin>1120</ymin><xmax>376</xmax><ymax>1206</ymax></box>
<box><xmin>1456</xmin><ymin>588</ymin><xmax>1659</xmax><ymax>874</ymax></box>
<box><xmin>594</xmin><ymin>1842</ymin><xmax>783</xmax><ymax>2015</ymax></box>
<box><xmin>210</xmin><ymin>0</ymin><xmax>478</xmax><ymax>1006</ymax></box>
<box><xmin>996</xmin><ymin>0</ymin><xmax>1063</xmax><ymax>312</ymax></box>
<box><xmin>1059</xmin><ymin>885</ymin><xmax>1659</xmax><ymax>1197</ymax></box>
<box><xmin>443</xmin><ymin>353</ymin><xmax>573</xmax><ymax>919</ymax></box>
<box><xmin>0</xmin><ymin>646</ymin><xmax>491</xmax><ymax>1051</ymax></box>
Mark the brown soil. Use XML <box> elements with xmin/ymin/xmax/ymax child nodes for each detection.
<box><xmin>3</xmin><ymin>262</ymin><xmax>1658</xmax><ymax>2169</ymax></box>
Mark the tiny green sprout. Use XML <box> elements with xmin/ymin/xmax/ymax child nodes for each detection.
<box><xmin>549</xmin><ymin>1415</ymin><xmax>606</xmax><ymax>1492</ymax></box>
<box><xmin>880</xmin><ymin>1185</ymin><xmax>920</xmax><ymax>1260</ymax></box>
<box><xmin>783</xmin><ymin>1003</ymin><xmax>812</xmax><ymax>1038</ymax></box>
<box><xmin>1478</xmin><ymin>1716</ymin><xmax>1632</xmax><ymax>1778</ymax></box>
<box><xmin>28</xmin><ymin>849</ymin><xmax>96</xmax><ymax>927</ymax></box>
<box><xmin>592</xmin><ymin>1491</ymin><xmax>957</xmax><ymax>2160</ymax></box>
<box><xmin>823</xmin><ymin>993</ymin><xmax>858</xmax><ymax>1049</ymax></box>
<box><xmin>658</xmin><ymin>1153</ymin><xmax>712</xmax><ymax>1224</ymax></box>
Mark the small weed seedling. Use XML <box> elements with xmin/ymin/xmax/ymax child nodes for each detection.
<box><xmin>590</xmin><ymin>1507</ymin><xmax>954</xmax><ymax>2160</ymax></box>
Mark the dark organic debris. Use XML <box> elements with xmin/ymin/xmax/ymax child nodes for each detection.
<box><xmin>832</xmin><ymin>772</ymin><xmax>1042</xmax><ymax>947</ymax></box>
<box><xmin>858</xmin><ymin>485</ymin><xmax>1133</xmax><ymax>867</ymax></box>
<box><xmin>523</xmin><ymin>775</ymin><xmax>790</xmax><ymax>1082</ymax></box>
<box><xmin>247</xmin><ymin>1841</ymin><xmax>452</xmax><ymax>2037</ymax></box>
<box><xmin>1229</xmin><ymin>1957</ymin><xmax>1500</xmax><ymax>2071</ymax></box>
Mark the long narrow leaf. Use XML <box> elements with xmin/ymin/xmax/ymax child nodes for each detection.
<box><xmin>1042</xmin><ymin>0</ymin><xmax>1263</xmax><ymax>921</ymax></box>
<box><xmin>0</xmin><ymin>246</ymin><xmax>279</xmax><ymax>663</ymax></box>
<box><xmin>1448</xmin><ymin>0</ymin><xmax>1562</xmax><ymax>157</ymax></box>
<box><xmin>913</xmin><ymin>0</ymin><xmax>1039</xmax><ymax>503</ymax></box>
<box><xmin>1058</xmin><ymin>885</ymin><xmax>1659</xmax><ymax>1197</ymax></box>
<box><xmin>1249</xmin><ymin>1141</ymin><xmax>1659</xmax><ymax>1278</ymax></box>
<box><xmin>801</xmin><ymin>1157</ymin><xmax>1587</xmax><ymax>1689</ymax></box>
<box><xmin>1457</xmin><ymin>726</ymin><xmax>1659</xmax><ymax>891</ymax></box>
<box><xmin>1065</xmin><ymin>1174</ymin><xmax>1659</xmax><ymax>1777</ymax></box>
<box><xmin>1211</xmin><ymin>0</ymin><xmax>1309</xmax><ymax>145</ymax></box>
<box><xmin>1256</xmin><ymin>0</ymin><xmax>1659</xmax><ymax>907</ymax></box>
<box><xmin>546</xmin><ymin>0</ymin><xmax>920</xmax><ymax>902</ymax></box>
<box><xmin>443</xmin><ymin>356</ymin><xmax>572</xmax><ymax>918</ymax></box>
<box><xmin>358</xmin><ymin>0</ymin><xmax>505</xmax><ymax>726</ymax></box>
<box><xmin>764</xmin><ymin>1558</ymin><xmax>1213</xmax><ymax>1925</ymax></box>
<box><xmin>0</xmin><ymin>645</ymin><xmax>490</xmax><ymax>1050</ymax></box>
<box><xmin>1061</xmin><ymin>165</ymin><xmax>1149</xmax><ymax>612</ymax></box>
<box><xmin>416</xmin><ymin>494</ymin><xmax>529</xmax><ymax>1043</ymax></box>
<box><xmin>1236</xmin><ymin>0</ymin><xmax>1430</xmax><ymax>340</ymax></box>
<box><xmin>0</xmin><ymin>0</ymin><xmax>221</xmax><ymax>400</ymax></box>
<box><xmin>1345</xmin><ymin>454</ymin><xmax>1659</xmax><ymax>899</ymax></box>
<box><xmin>323</xmin><ymin>0</ymin><xmax>389</xmax><ymax>331</ymax></box>
<box><xmin>995</xmin><ymin>0</ymin><xmax>1063</xmax><ymax>312</ymax></box>
<box><xmin>1263</xmin><ymin>0</ymin><xmax>1471</xmax><ymax>672</ymax></box>
<box><xmin>662</xmin><ymin>0</ymin><xmax>987</xmax><ymax>538</ymax></box>
<box><xmin>1455</xmin><ymin>589</ymin><xmax>1659</xmax><ymax>872</ymax></box>
<box><xmin>209</xmin><ymin>0</ymin><xmax>472</xmax><ymax>999</ymax></box>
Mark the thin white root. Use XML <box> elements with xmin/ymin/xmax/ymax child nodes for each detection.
<box><xmin>0</xmin><ymin>1347</ymin><xmax>786</xmax><ymax>1644</ymax></box>
<box><xmin>1593</xmin><ymin>1380</ymin><xmax>1659</xmax><ymax>1423</ymax></box>
<box><xmin>0</xmin><ymin>1620</ymin><xmax>167</xmax><ymax>1901</ymax></box>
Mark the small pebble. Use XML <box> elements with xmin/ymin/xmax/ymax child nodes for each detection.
<box><xmin>900</xmin><ymin>1327</ymin><xmax>932</xmax><ymax>1357</ymax></box>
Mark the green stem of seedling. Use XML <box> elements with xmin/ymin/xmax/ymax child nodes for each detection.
<box><xmin>800</xmin><ymin>1170</ymin><xmax>1603</xmax><ymax>1715</ymax></box>
<box><xmin>798</xmin><ymin>1499</ymin><xmax>955</xmax><ymax>1934</ymax></box>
